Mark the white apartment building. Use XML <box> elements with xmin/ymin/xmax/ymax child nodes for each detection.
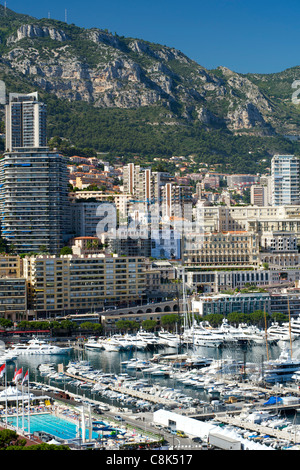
<box><xmin>5</xmin><ymin>92</ymin><xmax>47</xmax><ymax>151</ymax></box>
<box><xmin>271</xmin><ymin>154</ymin><xmax>300</xmax><ymax>206</ymax></box>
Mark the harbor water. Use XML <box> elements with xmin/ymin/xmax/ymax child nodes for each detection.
<box><xmin>4</xmin><ymin>338</ymin><xmax>300</xmax><ymax>442</ymax></box>
<box><xmin>5</xmin><ymin>340</ymin><xmax>300</xmax><ymax>407</ymax></box>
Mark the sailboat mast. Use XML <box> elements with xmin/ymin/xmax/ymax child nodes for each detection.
<box><xmin>264</xmin><ymin>308</ymin><xmax>269</xmax><ymax>361</ymax></box>
<box><xmin>288</xmin><ymin>293</ymin><xmax>293</xmax><ymax>358</ymax></box>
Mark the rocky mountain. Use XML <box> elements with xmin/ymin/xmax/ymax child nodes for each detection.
<box><xmin>0</xmin><ymin>5</ymin><xmax>299</xmax><ymax>170</ymax></box>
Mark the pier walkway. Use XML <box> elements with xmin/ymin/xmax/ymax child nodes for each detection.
<box><xmin>64</xmin><ymin>371</ymin><xmax>179</xmax><ymax>407</ymax></box>
<box><xmin>214</xmin><ymin>414</ymin><xmax>300</xmax><ymax>444</ymax></box>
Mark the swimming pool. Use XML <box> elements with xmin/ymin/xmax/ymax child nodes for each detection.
<box><xmin>5</xmin><ymin>413</ymin><xmax>100</xmax><ymax>441</ymax></box>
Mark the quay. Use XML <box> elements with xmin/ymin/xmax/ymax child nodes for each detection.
<box><xmin>189</xmin><ymin>402</ymin><xmax>300</xmax><ymax>420</ymax></box>
<box><xmin>64</xmin><ymin>371</ymin><xmax>179</xmax><ymax>407</ymax></box>
<box><xmin>214</xmin><ymin>413</ymin><xmax>300</xmax><ymax>444</ymax></box>
<box><xmin>64</xmin><ymin>370</ymin><xmax>300</xmax><ymax>420</ymax></box>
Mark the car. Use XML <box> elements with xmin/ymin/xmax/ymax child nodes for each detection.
<box><xmin>154</xmin><ymin>424</ymin><xmax>163</xmax><ymax>429</ymax></box>
<box><xmin>114</xmin><ymin>415</ymin><xmax>123</xmax><ymax>421</ymax></box>
<box><xmin>192</xmin><ymin>437</ymin><xmax>202</xmax><ymax>443</ymax></box>
<box><xmin>177</xmin><ymin>431</ymin><xmax>188</xmax><ymax>438</ymax></box>
<box><xmin>171</xmin><ymin>429</ymin><xmax>177</xmax><ymax>435</ymax></box>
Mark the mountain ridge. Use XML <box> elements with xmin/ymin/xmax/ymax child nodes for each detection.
<box><xmin>0</xmin><ymin>5</ymin><xmax>299</xmax><ymax>172</ymax></box>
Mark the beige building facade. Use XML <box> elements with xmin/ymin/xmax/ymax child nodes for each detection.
<box><xmin>23</xmin><ymin>254</ymin><xmax>145</xmax><ymax>317</ymax></box>
<box><xmin>183</xmin><ymin>231</ymin><xmax>258</xmax><ymax>267</ymax></box>
<box><xmin>0</xmin><ymin>255</ymin><xmax>26</xmax><ymax>322</ymax></box>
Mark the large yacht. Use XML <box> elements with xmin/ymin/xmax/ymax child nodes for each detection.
<box><xmin>183</xmin><ymin>322</ymin><xmax>224</xmax><ymax>348</ymax></box>
<box><xmin>84</xmin><ymin>337</ymin><xmax>104</xmax><ymax>351</ymax></box>
<box><xmin>10</xmin><ymin>337</ymin><xmax>72</xmax><ymax>355</ymax></box>
<box><xmin>158</xmin><ymin>329</ymin><xmax>180</xmax><ymax>348</ymax></box>
<box><xmin>136</xmin><ymin>329</ymin><xmax>161</xmax><ymax>348</ymax></box>
<box><xmin>101</xmin><ymin>337</ymin><xmax>122</xmax><ymax>352</ymax></box>
<box><xmin>260</xmin><ymin>350</ymin><xmax>300</xmax><ymax>384</ymax></box>
<box><xmin>267</xmin><ymin>322</ymin><xmax>299</xmax><ymax>343</ymax></box>
<box><xmin>290</xmin><ymin>316</ymin><xmax>300</xmax><ymax>336</ymax></box>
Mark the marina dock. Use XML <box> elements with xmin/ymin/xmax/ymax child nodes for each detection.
<box><xmin>215</xmin><ymin>413</ymin><xmax>300</xmax><ymax>444</ymax></box>
<box><xmin>64</xmin><ymin>371</ymin><xmax>179</xmax><ymax>407</ymax></box>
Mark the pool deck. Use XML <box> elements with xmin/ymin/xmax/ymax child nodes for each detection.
<box><xmin>0</xmin><ymin>400</ymin><xmax>160</xmax><ymax>449</ymax></box>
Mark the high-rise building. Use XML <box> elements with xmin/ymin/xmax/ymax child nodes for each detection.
<box><xmin>250</xmin><ymin>184</ymin><xmax>270</xmax><ymax>206</ymax></box>
<box><xmin>123</xmin><ymin>163</ymin><xmax>174</xmax><ymax>204</ymax></box>
<box><xmin>0</xmin><ymin>91</ymin><xmax>70</xmax><ymax>254</ymax></box>
<box><xmin>161</xmin><ymin>182</ymin><xmax>193</xmax><ymax>221</ymax></box>
<box><xmin>271</xmin><ymin>154</ymin><xmax>300</xmax><ymax>206</ymax></box>
<box><xmin>5</xmin><ymin>92</ymin><xmax>47</xmax><ymax>152</ymax></box>
<box><xmin>70</xmin><ymin>201</ymin><xmax>116</xmax><ymax>238</ymax></box>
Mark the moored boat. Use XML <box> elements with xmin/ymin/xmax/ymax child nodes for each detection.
<box><xmin>10</xmin><ymin>337</ymin><xmax>72</xmax><ymax>355</ymax></box>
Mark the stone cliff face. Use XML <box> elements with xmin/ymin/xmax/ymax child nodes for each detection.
<box><xmin>0</xmin><ymin>15</ymin><xmax>295</xmax><ymax>136</ymax></box>
<box><xmin>7</xmin><ymin>24</ymin><xmax>69</xmax><ymax>43</ymax></box>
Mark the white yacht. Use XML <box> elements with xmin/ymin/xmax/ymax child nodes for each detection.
<box><xmin>267</xmin><ymin>322</ymin><xmax>298</xmax><ymax>343</ymax></box>
<box><xmin>123</xmin><ymin>334</ymin><xmax>148</xmax><ymax>350</ymax></box>
<box><xmin>84</xmin><ymin>337</ymin><xmax>104</xmax><ymax>351</ymax></box>
<box><xmin>236</xmin><ymin>324</ymin><xmax>268</xmax><ymax>346</ymax></box>
<box><xmin>158</xmin><ymin>329</ymin><xmax>180</xmax><ymax>348</ymax></box>
<box><xmin>216</xmin><ymin>319</ymin><xmax>250</xmax><ymax>345</ymax></box>
<box><xmin>125</xmin><ymin>358</ymin><xmax>150</xmax><ymax>371</ymax></box>
<box><xmin>10</xmin><ymin>337</ymin><xmax>72</xmax><ymax>355</ymax></box>
<box><xmin>110</xmin><ymin>335</ymin><xmax>133</xmax><ymax>350</ymax></box>
<box><xmin>290</xmin><ymin>316</ymin><xmax>300</xmax><ymax>336</ymax></box>
<box><xmin>101</xmin><ymin>337</ymin><xmax>122</xmax><ymax>352</ymax></box>
<box><xmin>136</xmin><ymin>329</ymin><xmax>160</xmax><ymax>348</ymax></box>
<box><xmin>0</xmin><ymin>349</ymin><xmax>18</xmax><ymax>362</ymax></box>
<box><xmin>184</xmin><ymin>322</ymin><xmax>224</xmax><ymax>348</ymax></box>
<box><xmin>38</xmin><ymin>363</ymin><xmax>56</xmax><ymax>376</ymax></box>
<box><xmin>261</xmin><ymin>349</ymin><xmax>300</xmax><ymax>384</ymax></box>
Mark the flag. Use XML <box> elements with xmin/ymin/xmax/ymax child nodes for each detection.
<box><xmin>0</xmin><ymin>364</ymin><xmax>5</xmax><ymax>378</ymax></box>
<box><xmin>13</xmin><ymin>367</ymin><xmax>22</xmax><ymax>383</ymax></box>
<box><xmin>22</xmin><ymin>370</ymin><xmax>29</xmax><ymax>385</ymax></box>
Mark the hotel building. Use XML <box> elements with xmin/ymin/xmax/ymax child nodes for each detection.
<box><xmin>183</xmin><ymin>231</ymin><xmax>258</xmax><ymax>267</ymax></box>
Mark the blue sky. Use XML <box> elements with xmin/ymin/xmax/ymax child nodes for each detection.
<box><xmin>5</xmin><ymin>0</ymin><xmax>300</xmax><ymax>74</ymax></box>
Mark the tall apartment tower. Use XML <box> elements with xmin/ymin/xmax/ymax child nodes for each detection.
<box><xmin>0</xmin><ymin>92</ymin><xmax>69</xmax><ymax>254</ymax></box>
<box><xmin>123</xmin><ymin>163</ymin><xmax>153</xmax><ymax>201</ymax></box>
<box><xmin>250</xmin><ymin>184</ymin><xmax>270</xmax><ymax>206</ymax></box>
<box><xmin>161</xmin><ymin>182</ymin><xmax>193</xmax><ymax>220</ymax></box>
<box><xmin>5</xmin><ymin>92</ymin><xmax>47</xmax><ymax>151</ymax></box>
<box><xmin>123</xmin><ymin>163</ymin><xmax>174</xmax><ymax>204</ymax></box>
<box><xmin>271</xmin><ymin>154</ymin><xmax>300</xmax><ymax>206</ymax></box>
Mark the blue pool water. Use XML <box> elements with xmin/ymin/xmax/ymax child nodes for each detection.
<box><xmin>6</xmin><ymin>413</ymin><xmax>99</xmax><ymax>440</ymax></box>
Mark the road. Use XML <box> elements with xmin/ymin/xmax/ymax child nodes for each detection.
<box><xmin>120</xmin><ymin>409</ymin><xmax>204</xmax><ymax>450</ymax></box>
